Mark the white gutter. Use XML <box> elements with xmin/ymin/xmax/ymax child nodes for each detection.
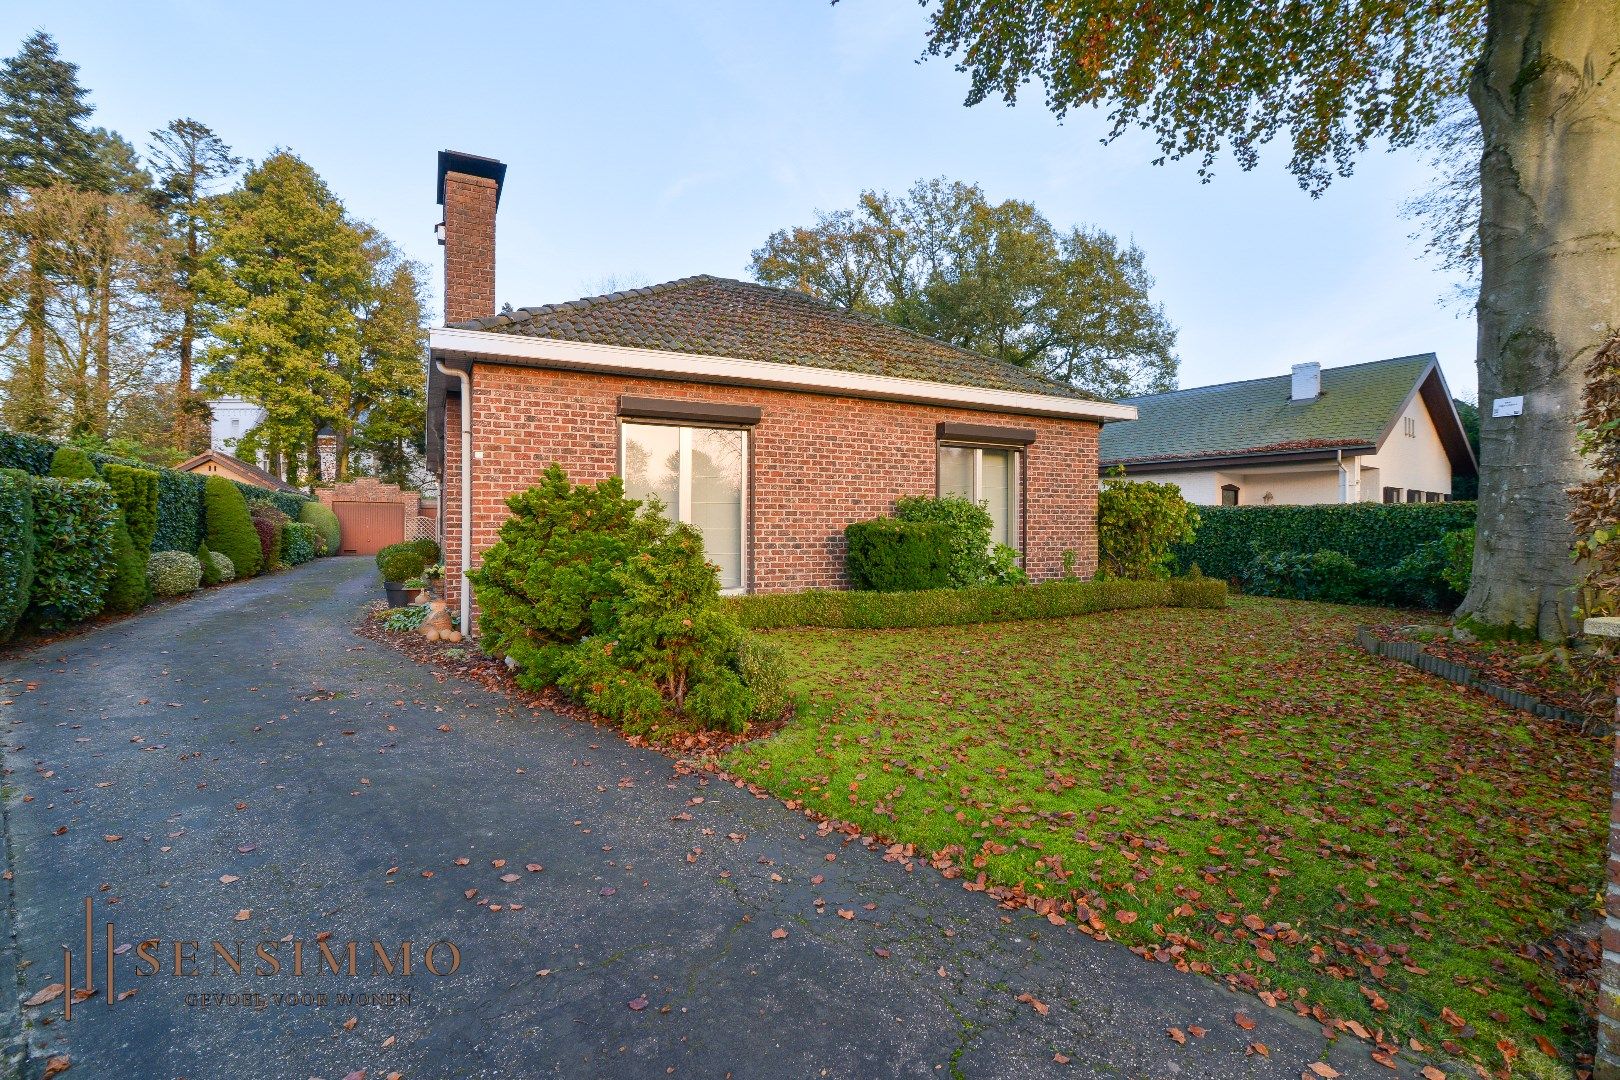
<box><xmin>435</xmin><ymin>359</ymin><xmax>473</xmax><ymax>638</ymax></box>
<box><xmin>430</xmin><ymin>327</ymin><xmax>1138</xmax><ymax>423</ymax></box>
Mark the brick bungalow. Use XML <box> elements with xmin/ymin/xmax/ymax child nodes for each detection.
<box><xmin>425</xmin><ymin>151</ymin><xmax>1136</xmax><ymax>631</ymax></box>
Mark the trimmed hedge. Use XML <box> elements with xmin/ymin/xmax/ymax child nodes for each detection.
<box><xmin>152</xmin><ymin>470</ymin><xmax>203</xmax><ymax>553</ymax></box>
<box><xmin>281</xmin><ymin>521</ymin><xmax>318</xmax><ymax>565</ymax></box>
<box><xmin>723</xmin><ymin>576</ymin><xmax>1227</xmax><ymax>630</ymax></box>
<box><xmin>0</xmin><ymin>469</ymin><xmax>34</xmax><ymax>641</ymax></box>
<box><xmin>845</xmin><ymin>518</ymin><xmax>952</xmax><ymax>592</ymax></box>
<box><xmin>1172</xmin><ymin>503</ymin><xmax>1477</xmax><ymax>580</ymax></box>
<box><xmin>50</xmin><ymin>445</ymin><xmax>97</xmax><ymax>480</ymax></box>
<box><xmin>26</xmin><ymin>477</ymin><xmax>118</xmax><ymax>630</ymax></box>
<box><xmin>0</xmin><ymin>431</ymin><xmax>55</xmax><ymax>475</ymax></box>
<box><xmin>300</xmin><ymin>501</ymin><xmax>341</xmax><ymax>554</ymax></box>
<box><xmin>102</xmin><ymin>465</ymin><xmax>159</xmax><ymax>552</ymax></box>
<box><xmin>203</xmin><ymin>476</ymin><xmax>262</xmax><ymax>577</ymax></box>
<box><xmin>0</xmin><ymin>429</ymin><xmax>310</xmax><ymax>557</ymax></box>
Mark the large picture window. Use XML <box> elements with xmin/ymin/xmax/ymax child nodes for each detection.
<box><xmin>938</xmin><ymin>444</ymin><xmax>1020</xmax><ymax>549</ymax></box>
<box><xmin>620</xmin><ymin>422</ymin><xmax>747</xmax><ymax>591</ymax></box>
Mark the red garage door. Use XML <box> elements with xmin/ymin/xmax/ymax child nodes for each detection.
<box><xmin>333</xmin><ymin>501</ymin><xmax>405</xmax><ymax>555</ymax></box>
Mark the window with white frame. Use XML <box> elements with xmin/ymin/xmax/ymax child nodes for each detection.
<box><xmin>938</xmin><ymin>444</ymin><xmax>1020</xmax><ymax>549</ymax></box>
<box><xmin>620</xmin><ymin>422</ymin><xmax>748</xmax><ymax>591</ymax></box>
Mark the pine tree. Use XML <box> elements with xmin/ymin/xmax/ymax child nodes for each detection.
<box><xmin>147</xmin><ymin>118</ymin><xmax>238</xmax><ymax>452</ymax></box>
<box><xmin>196</xmin><ymin>151</ymin><xmax>367</xmax><ymax>483</ymax></box>
<box><xmin>0</xmin><ymin>31</ymin><xmax>99</xmax><ymax>434</ymax></box>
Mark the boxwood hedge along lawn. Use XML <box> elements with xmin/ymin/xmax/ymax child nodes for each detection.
<box><xmin>723</xmin><ymin>597</ymin><xmax>1607</xmax><ymax>1075</ymax></box>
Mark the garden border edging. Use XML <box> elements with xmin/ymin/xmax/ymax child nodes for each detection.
<box><xmin>1354</xmin><ymin>627</ymin><xmax>1608</xmax><ymax>734</ymax></box>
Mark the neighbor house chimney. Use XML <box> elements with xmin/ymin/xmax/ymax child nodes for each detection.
<box><xmin>1291</xmin><ymin>361</ymin><xmax>1321</xmax><ymax>401</ymax></box>
<box><xmin>436</xmin><ymin>150</ymin><xmax>507</xmax><ymax>324</ymax></box>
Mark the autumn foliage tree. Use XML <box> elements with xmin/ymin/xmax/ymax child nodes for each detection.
<box><xmin>914</xmin><ymin>1</ymin><xmax>1619</xmax><ymax>638</ymax></box>
<box><xmin>752</xmin><ymin>178</ymin><xmax>1179</xmax><ymax>397</ymax></box>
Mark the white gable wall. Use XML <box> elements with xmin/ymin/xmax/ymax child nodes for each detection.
<box><xmin>1359</xmin><ymin>392</ymin><xmax>1454</xmax><ymax>498</ymax></box>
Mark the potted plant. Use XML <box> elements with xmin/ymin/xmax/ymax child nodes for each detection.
<box><xmin>424</xmin><ymin>563</ymin><xmax>445</xmax><ymax>597</ymax></box>
<box><xmin>378</xmin><ymin>545</ymin><xmax>428</xmax><ymax>607</ymax></box>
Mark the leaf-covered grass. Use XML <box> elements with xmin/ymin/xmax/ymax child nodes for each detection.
<box><xmin>724</xmin><ymin>597</ymin><xmax>1607</xmax><ymax>1075</ymax></box>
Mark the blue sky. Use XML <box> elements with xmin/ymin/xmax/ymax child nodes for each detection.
<box><xmin>2</xmin><ymin>1</ymin><xmax>1478</xmax><ymax>399</ymax></box>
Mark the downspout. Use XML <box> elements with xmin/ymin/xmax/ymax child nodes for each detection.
<box><xmin>1336</xmin><ymin>448</ymin><xmax>1349</xmax><ymax>504</ymax></box>
<box><xmin>435</xmin><ymin>359</ymin><xmax>472</xmax><ymax>637</ymax></box>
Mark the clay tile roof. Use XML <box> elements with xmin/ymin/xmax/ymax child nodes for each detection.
<box><xmin>450</xmin><ymin>275</ymin><xmax>1100</xmax><ymax>402</ymax></box>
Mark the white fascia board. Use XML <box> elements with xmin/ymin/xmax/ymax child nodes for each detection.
<box><xmin>429</xmin><ymin>326</ymin><xmax>1138</xmax><ymax>423</ymax></box>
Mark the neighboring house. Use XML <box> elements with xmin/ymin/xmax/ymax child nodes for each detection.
<box><xmin>425</xmin><ymin>151</ymin><xmax>1135</xmax><ymax>624</ymax></box>
<box><xmin>175</xmin><ymin>449</ymin><xmax>305</xmax><ymax>495</ymax></box>
<box><xmin>206</xmin><ymin>398</ymin><xmax>345</xmax><ymax>483</ymax></box>
<box><xmin>1098</xmin><ymin>356</ymin><xmax>1477</xmax><ymax>505</ymax></box>
<box><xmin>207</xmin><ymin>398</ymin><xmax>266</xmax><ymax>464</ymax></box>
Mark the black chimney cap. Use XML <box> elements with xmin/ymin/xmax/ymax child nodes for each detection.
<box><xmin>436</xmin><ymin>150</ymin><xmax>507</xmax><ymax>207</ymax></box>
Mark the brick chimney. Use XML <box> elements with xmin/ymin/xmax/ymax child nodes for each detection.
<box><xmin>435</xmin><ymin>150</ymin><xmax>507</xmax><ymax>324</ymax></box>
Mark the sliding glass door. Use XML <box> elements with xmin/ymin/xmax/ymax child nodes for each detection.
<box><xmin>621</xmin><ymin>422</ymin><xmax>747</xmax><ymax>591</ymax></box>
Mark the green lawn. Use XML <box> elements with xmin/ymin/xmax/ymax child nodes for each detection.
<box><xmin>724</xmin><ymin>597</ymin><xmax>1607</xmax><ymax>1076</ymax></box>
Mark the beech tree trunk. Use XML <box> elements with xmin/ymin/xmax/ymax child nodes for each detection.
<box><xmin>1460</xmin><ymin>0</ymin><xmax>1620</xmax><ymax>639</ymax></box>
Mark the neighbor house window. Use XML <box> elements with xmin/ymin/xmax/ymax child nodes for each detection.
<box><xmin>938</xmin><ymin>444</ymin><xmax>1020</xmax><ymax>549</ymax></box>
<box><xmin>1383</xmin><ymin>487</ymin><xmax>1402</xmax><ymax>503</ymax></box>
<box><xmin>1404</xmin><ymin>417</ymin><xmax>1416</xmax><ymax>438</ymax></box>
<box><xmin>1220</xmin><ymin>484</ymin><xmax>1239</xmax><ymax>506</ymax></box>
<box><xmin>1406</xmin><ymin>489</ymin><xmax>1424</xmax><ymax>503</ymax></box>
<box><xmin>620</xmin><ymin>422</ymin><xmax>747</xmax><ymax>591</ymax></box>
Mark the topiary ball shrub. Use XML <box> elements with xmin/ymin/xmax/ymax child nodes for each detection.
<box><xmin>203</xmin><ymin>476</ymin><xmax>261</xmax><ymax>577</ymax></box>
<box><xmin>845</xmin><ymin>518</ymin><xmax>952</xmax><ymax>592</ymax></box>
<box><xmin>26</xmin><ymin>477</ymin><xmax>118</xmax><ymax>630</ymax></box>
<box><xmin>49</xmin><ymin>445</ymin><xmax>98</xmax><ymax>480</ymax></box>
<box><xmin>0</xmin><ymin>468</ymin><xmax>35</xmax><ymax>642</ymax></box>
<box><xmin>207</xmin><ymin>549</ymin><xmax>236</xmax><ymax>584</ymax></box>
<box><xmin>299</xmin><ymin>501</ymin><xmax>341</xmax><ymax>554</ymax></box>
<box><xmin>410</xmin><ymin>536</ymin><xmax>440</xmax><ymax>563</ymax></box>
<box><xmin>377</xmin><ymin>546</ymin><xmax>426</xmax><ymax>584</ymax></box>
<box><xmin>148</xmin><ymin>550</ymin><xmax>203</xmax><ymax>597</ymax></box>
<box><xmin>249</xmin><ymin>503</ymin><xmax>289</xmax><ymax>569</ymax></box>
<box><xmin>280</xmin><ymin>521</ymin><xmax>318</xmax><ymax>565</ymax></box>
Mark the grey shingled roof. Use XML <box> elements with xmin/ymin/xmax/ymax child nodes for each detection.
<box><xmin>450</xmin><ymin>274</ymin><xmax>1100</xmax><ymax>402</ymax></box>
<box><xmin>1099</xmin><ymin>354</ymin><xmax>1440</xmax><ymax>465</ymax></box>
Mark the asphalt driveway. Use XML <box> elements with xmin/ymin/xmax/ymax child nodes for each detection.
<box><xmin>0</xmin><ymin>557</ymin><xmax>1405</xmax><ymax>1079</ymax></box>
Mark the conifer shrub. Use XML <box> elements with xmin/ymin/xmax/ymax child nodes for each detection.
<box><xmin>0</xmin><ymin>468</ymin><xmax>34</xmax><ymax>642</ymax></box>
<box><xmin>48</xmin><ymin>445</ymin><xmax>97</xmax><ymax>480</ymax></box>
<box><xmin>473</xmin><ymin>464</ymin><xmax>774</xmax><ymax>733</ymax></box>
<box><xmin>299</xmin><ymin>501</ymin><xmax>341</xmax><ymax>554</ymax></box>
<box><xmin>198</xmin><ymin>541</ymin><xmax>221</xmax><ymax>586</ymax></box>
<box><xmin>102</xmin><ymin>465</ymin><xmax>160</xmax><ymax>551</ymax></box>
<box><xmin>26</xmin><ymin>478</ymin><xmax>118</xmax><ymax>630</ymax></box>
<box><xmin>203</xmin><ymin>476</ymin><xmax>261</xmax><ymax>577</ymax></box>
<box><xmin>147</xmin><ymin>551</ymin><xmax>203</xmax><ymax>597</ymax></box>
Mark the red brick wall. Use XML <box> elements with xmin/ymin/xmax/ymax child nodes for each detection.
<box><xmin>443</xmin><ymin>364</ymin><xmax>1100</xmax><ymax>616</ymax></box>
<box><xmin>442</xmin><ymin>172</ymin><xmax>497</xmax><ymax>324</ymax></box>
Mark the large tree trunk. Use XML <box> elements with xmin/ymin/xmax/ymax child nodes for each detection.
<box><xmin>93</xmin><ymin>251</ymin><xmax>111</xmax><ymax>437</ymax></box>
<box><xmin>176</xmin><ymin>219</ymin><xmax>198</xmax><ymax>451</ymax></box>
<box><xmin>1460</xmin><ymin>0</ymin><xmax>1620</xmax><ymax>639</ymax></box>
